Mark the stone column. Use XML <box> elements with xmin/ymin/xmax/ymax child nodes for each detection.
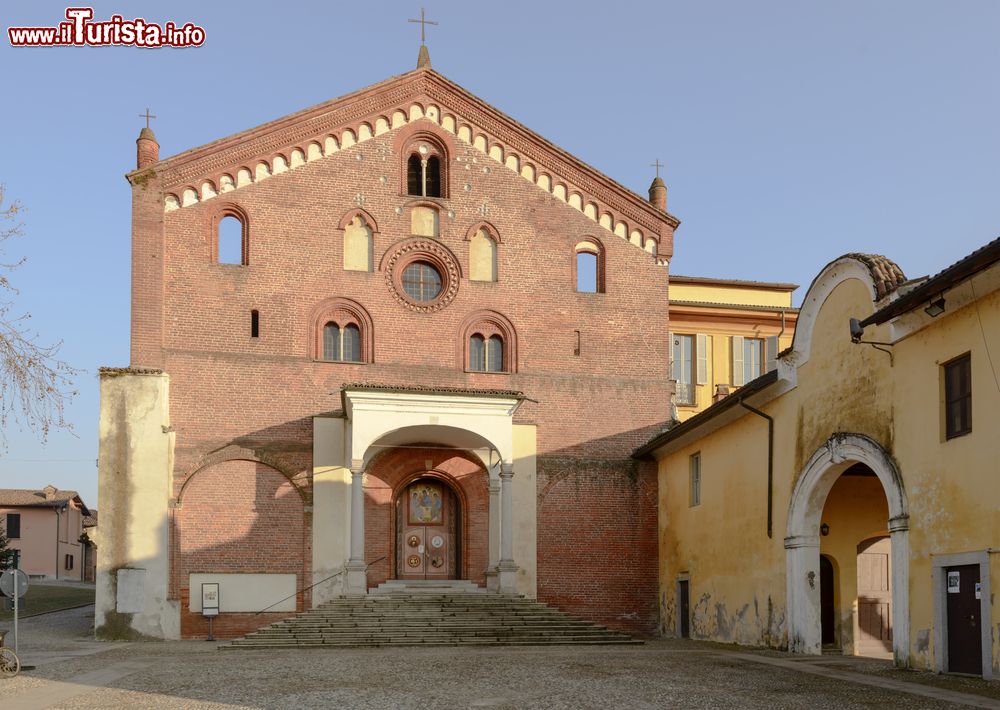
<box><xmin>889</xmin><ymin>514</ymin><xmax>910</xmax><ymax>666</ymax></box>
<box><xmin>486</xmin><ymin>475</ymin><xmax>501</xmax><ymax>591</ymax></box>
<box><xmin>344</xmin><ymin>465</ymin><xmax>367</xmax><ymax>596</ymax></box>
<box><xmin>784</xmin><ymin>533</ymin><xmax>821</xmax><ymax>655</ymax></box>
<box><xmin>497</xmin><ymin>463</ymin><xmax>519</xmax><ymax>593</ymax></box>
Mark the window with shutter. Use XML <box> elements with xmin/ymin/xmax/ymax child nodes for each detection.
<box><xmin>696</xmin><ymin>334</ymin><xmax>709</xmax><ymax>385</ymax></box>
<box><xmin>6</xmin><ymin>513</ymin><xmax>20</xmax><ymax>539</ymax></box>
<box><xmin>732</xmin><ymin>336</ymin><xmax>745</xmax><ymax>387</ymax></box>
<box><xmin>766</xmin><ymin>336</ymin><xmax>779</xmax><ymax>373</ymax></box>
<box><xmin>672</xmin><ymin>333</ymin><xmax>695</xmax><ymax>405</ymax></box>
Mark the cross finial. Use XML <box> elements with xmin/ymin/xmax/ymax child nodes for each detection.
<box><xmin>139</xmin><ymin>108</ymin><xmax>156</xmax><ymax>129</ymax></box>
<box><xmin>650</xmin><ymin>159</ymin><xmax>664</xmax><ymax>178</ymax></box>
<box><xmin>408</xmin><ymin>7</ymin><xmax>438</xmax><ymax>45</ymax></box>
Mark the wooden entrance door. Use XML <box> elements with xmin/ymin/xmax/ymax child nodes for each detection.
<box><xmin>856</xmin><ymin>536</ymin><xmax>892</xmax><ymax>658</ymax></box>
<box><xmin>946</xmin><ymin>564</ymin><xmax>982</xmax><ymax>675</ymax></box>
<box><xmin>678</xmin><ymin>580</ymin><xmax>690</xmax><ymax>638</ymax></box>
<box><xmin>396</xmin><ymin>479</ymin><xmax>458</xmax><ymax>580</ymax></box>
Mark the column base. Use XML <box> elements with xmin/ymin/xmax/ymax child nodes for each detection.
<box><xmin>344</xmin><ymin>561</ymin><xmax>368</xmax><ymax>597</ymax></box>
<box><xmin>485</xmin><ymin>567</ymin><xmax>500</xmax><ymax>592</ymax></box>
<box><xmin>497</xmin><ymin>560</ymin><xmax>519</xmax><ymax>594</ymax></box>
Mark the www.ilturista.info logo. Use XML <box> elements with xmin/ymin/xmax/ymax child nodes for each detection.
<box><xmin>8</xmin><ymin>7</ymin><xmax>205</xmax><ymax>47</ymax></box>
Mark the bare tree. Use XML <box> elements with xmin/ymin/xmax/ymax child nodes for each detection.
<box><xmin>0</xmin><ymin>185</ymin><xmax>78</xmax><ymax>444</ymax></box>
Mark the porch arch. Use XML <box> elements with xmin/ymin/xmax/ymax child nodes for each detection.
<box><xmin>785</xmin><ymin>433</ymin><xmax>909</xmax><ymax>663</ymax></box>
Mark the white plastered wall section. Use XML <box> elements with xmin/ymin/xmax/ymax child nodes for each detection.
<box><xmin>311</xmin><ymin>389</ymin><xmax>537</xmax><ymax>599</ymax></box>
<box><xmin>95</xmin><ymin>372</ymin><xmax>180</xmax><ymax>639</ymax></box>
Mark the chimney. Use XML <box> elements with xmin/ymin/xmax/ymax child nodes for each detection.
<box><xmin>713</xmin><ymin>384</ymin><xmax>730</xmax><ymax>403</ymax></box>
<box><xmin>136</xmin><ymin>127</ymin><xmax>159</xmax><ymax>169</ymax></box>
<box><xmin>648</xmin><ymin>176</ymin><xmax>667</xmax><ymax>212</ymax></box>
<box><xmin>43</xmin><ymin>484</ymin><xmax>58</xmax><ymax>500</ymax></box>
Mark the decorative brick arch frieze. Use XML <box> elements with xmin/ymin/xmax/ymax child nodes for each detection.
<box><xmin>150</xmin><ymin>73</ymin><xmax>671</xmax><ymax>264</ymax></box>
<box><xmin>173</xmin><ymin>446</ymin><xmax>308</xmax><ymax>506</ymax></box>
<box><xmin>337</xmin><ymin>207</ymin><xmax>379</xmax><ymax>233</ymax></box>
<box><xmin>381</xmin><ymin>237</ymin><xmax>462</xmax><ymax>313</ymax></box>
<box><xmin>209</xmin><ymin>202</ymin><xmax>250</xmax><ymax>264</ymax></box>
<box><xmin>307</xmin><ymin>297</ymin><xmax>374</xmax><ymax>362</ymax></box>
<box><xmin>458</xmin><ymin>310</ymin><xmax>517</xmax><ymax>373</ymax></box>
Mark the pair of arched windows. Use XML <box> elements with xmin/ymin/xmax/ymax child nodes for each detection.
<box><xmin>468</xmin><ymin>334</ymin><xmax>504</xmax><ymax>372</ymax></box>
<box><xmin>406</xmin><ymin>154</ymin><xmax>442</xmax><ymax>198</ymax></box>
<box><xmin>322</xmin><ymin>322</ymin><xmax>362</xmax><ymax>362</ymax></box>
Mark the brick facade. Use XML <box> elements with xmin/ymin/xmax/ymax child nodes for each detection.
<box><xmin>131</xmin><ymin>65</ymin><xmax>675</xmax><ymax>638</ymax></box>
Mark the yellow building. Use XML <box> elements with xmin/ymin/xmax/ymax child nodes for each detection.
<box><xmin>640</xmin><ymin>239</ymin><xmax>1000</xmax><ymax>678</ymax></box>
<box><xmin>669</xmin><ymin>276</ymin><xmax>797</xmax><ymax>420</ymax></box>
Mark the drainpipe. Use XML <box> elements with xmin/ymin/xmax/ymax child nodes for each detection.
<box><xmin>54</xmin><ymin>508</ymin><xmax>60</xmax><ymax>580</ymax></box>
<box><xmin>739</xmin><ymin>398</ymin><xmax>773</xmax><ymax>539</ymax></box>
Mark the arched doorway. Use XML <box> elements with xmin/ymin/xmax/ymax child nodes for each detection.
<box><xmin>820</xmin><ymin>555</ymin><xmax>836</xmax><ymax>647</ymax></box>
<box><xmin>395</xmin><ymin>476</ymin><xmax>462</xmax><ymax>580</ymax></box>
<box><xmin>785</xmin><ymin>434</ymin><xmax>909</xmax><ymax>662</ymax></box>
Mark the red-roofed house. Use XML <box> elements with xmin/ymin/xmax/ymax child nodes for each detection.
<box><xmin>0</xmin><ymin>485</ymin><xmax>96</xmax><ymax>581</ymax></box>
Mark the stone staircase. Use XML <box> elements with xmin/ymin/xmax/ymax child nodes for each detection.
<box><xmin>222</xmin><ymin>580</ymin><xmax>640</xmax><ymax>649</ymax></box>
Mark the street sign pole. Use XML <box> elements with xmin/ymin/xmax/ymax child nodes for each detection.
<box><xmin>12</xmin><ymin>577</ymin><xmax>16</xmax><ymax>654</ymax></box>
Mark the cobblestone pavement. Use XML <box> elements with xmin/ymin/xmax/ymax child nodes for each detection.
<box><xmin>3</xmin><ymin>608</ymin><xmax>1000</xmax><ymax>709</ymax></box>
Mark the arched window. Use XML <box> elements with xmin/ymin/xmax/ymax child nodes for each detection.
<box><xmin>425</xmin><ymin>156</ymin><xmax>441</xmax><ymax>198</ymax></box>
<box><xmin>574</xmin><ymin>239</ymin><xmax>605</xmax><ymax>293</ymax></box>
<box><xmin>311</xmin><ymin>297</ymin><xmax>373</xmax><ymax>364</ymax></box>
<box><xmin>460</xmin><ymin>310</ymin><xmax>517</xmax><ymax>374</ymax></box>
<box><xmin>469</xmin><ymin>334</ymin><xmax>486</xmax><ymax>371</ymax></box>
<box><xmin>217</xmin><ymin>214</ymin><xmax>246</xmax><ymax>264</ymax></box>
<box><xmin>323</xmin><ymin>322</ymin><xmax>363</xmax><ymax>363</ymax></box>
<box><xmin>399</xmin><ymin>132</ymin><xmax>448</xmax><ymax>199</ymax></box>
<box><xmin>469</xmin><ymin>227</ymin><xmax>498</xmax><ymax>282</ymax></box>
<box><xmin>487</xmin><ymin>335</ymin><xmax>503</xmax><ymax>372</ymax></box>
<box><xmin>407</xmin><ymin>155</ymin><xmax>422</xmax><ymax>195</ymax></box>
<box><xmin>468</xmin><ymin>334</ymin><xmax>505</xmax><ymax>372</ymax></box>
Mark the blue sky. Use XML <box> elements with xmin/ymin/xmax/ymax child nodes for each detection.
<box><xmin>1</xmin><ymin>1</ymin><xmax>998</xmax><ymax>505</ymax></box>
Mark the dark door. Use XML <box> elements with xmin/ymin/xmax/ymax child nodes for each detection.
<box><xmin>820</xmin><ymin>555</ymin><xmax>836</xmax><ymax>646</ymax></box>
<box><xmin>946</xmin><ymin>564</ymin><xmax>982</xmax><ymax>675</ymax></box>
<box><xmin>679</xmin><ymin>580</ymin><xmax>690</xmax><ymax>638</ymax></box>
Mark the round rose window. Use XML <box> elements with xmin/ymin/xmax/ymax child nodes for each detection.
<box><xmin>401</xmin><ymin>261</ymin><xmax>442</xmax><ymax>302</ymax></box>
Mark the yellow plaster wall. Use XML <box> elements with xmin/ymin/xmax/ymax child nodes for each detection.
<box><xmin>891</xmin><ymin>286</ymin><xmax>1000</xmax><ymax>672</ymax></box>
<box><xmin>410</xmin><ymin>206</ymin><xmax>439</xmax><ymax>237</ymax></box>
<box><xmin>670</xmin><ymin>282</ymin><xmax>794</xmax><ymax>308</ymax></box>
<box><xmin>512</xmin><ymin>424</ymin><xmax>538</xmax><ymax>598</ymax></box>
<box><xmin>819</xmin><ymin>474</ymin><xmax>890</xmax><ymax>654</ymax></box>
<box><xmin>659</xmin><ymin>270</ymin><xmax>1000</xmax><ymax>674</ymax></box>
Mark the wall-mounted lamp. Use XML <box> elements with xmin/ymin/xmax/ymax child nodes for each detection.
<box><xmin>848</xmin><ymin>317</ymin><xmax>894</xmax><ymax>363</ymax></box>
<box><xmin>820</xmin><ymin>523</ymin><xmax>830</xmax><ymax>536</ymax></box>
<box><xmin>924</xmin><ymin>296</ymin><xmax>946</xmax><ymax>318</ymax></box>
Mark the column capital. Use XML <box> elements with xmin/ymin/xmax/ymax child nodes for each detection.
<box><xmin>350</xmin><ymin>458</ymin><xmax>364</xmax><ymax>471</ymax></box>
<box><xmin>784</xmin><ymin>534</ymin><xmax>820</xmax><ymax>550</ymax></box>
<box><xmin>888</xmin><ymin>514</ymin><xmax>910</xmax><ymax>533</ymax></box>
<box><xmin>489</xmin><ymin>480</ymin><xmax>501</xmax><ymax>494</ymax></box>
<box><xmin>500</xmin><ymin>462</ymin><xmax>514</xmax><ymax>478</ymax></box>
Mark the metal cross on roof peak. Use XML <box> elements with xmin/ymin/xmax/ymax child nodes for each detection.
<box><xmin>139</xmin><ymin>108</ymin><xmax>157</xmax><ymax>129</ymax></box>
<box><xmin>408</xmin><ymin>7</ymin><xmax>438</xmax><ymax>45</ymax></box>
<box><xmin>650</xmin><ymin>159</ymin><xmax>664</xmax><ymax>178</ymax></box>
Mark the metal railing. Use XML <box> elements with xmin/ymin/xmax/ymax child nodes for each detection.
<box><xmin>253</xmin><ymin>556</ymin><xmax>386</xmax><ymax>616</ymax></box>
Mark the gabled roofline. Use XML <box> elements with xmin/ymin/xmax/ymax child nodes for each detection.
<box><xmin>860</xmin><ymin>235</ymin><xmax>1000</xmax><ymax>327</ymax></box>
<box><xmin>130</xmin><ymin>67</ymin><xmax>679</xmax><ymax>233</ymax></box>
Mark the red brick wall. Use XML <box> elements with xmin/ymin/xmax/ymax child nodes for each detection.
<box><xmin>363</xmin><ymin>447</ymin><xmax>489</xmax><ymax>587</ymax></box>
<box><xmin>537</xmin><ymin>457</ymin><xmax>659</xmax><ymax>634</ymax></box>
<box><xmin>174</xmin><ymin>460</ymin><xmax>307</xmax><ymax>639</ymax></box>
<box><xmin>135</xmin><ymin>100</ymin><xmax>673</xmax><ymax>637</ymax></box>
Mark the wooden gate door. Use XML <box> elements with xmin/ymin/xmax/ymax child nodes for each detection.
<box><xmin>946</xmin><ymin>564</ymin><xmax>982</xmax><ymax>675</ymax></box>
<box><xmin>397</xmin><ymin>479</ymin><xmax>458</xmax><ymax>581</ymax></box>
<box><xmin>678</xmin><ymin>580</ymin><xmax>690</xmax><ymax>638</ymax></box>
<box><xmin>856</xmin><ymin>536</ymin><xmax>892</xmax><ymax>658</ymax></box>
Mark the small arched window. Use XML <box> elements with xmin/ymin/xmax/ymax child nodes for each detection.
<box><xmin>459</xmin><ymin>311</ymin><xmax>517</xmax><ymax>374</ymax></box>
<box><xmin>425</xmin><ymin>156</ymin><xmax>441</xmax><ymax>198</ymax></box>
<box><xmin>217</xmin><ymin>214</ymin><xmax>246</xmax><ymax>264</ymax></box>
<box><xmin>407</xmin><ymin>155</ymin><xmax>422</xmax><ymax>195</ymax></box>
<box><xmin>574</xmin><ymin>240</ymin><xmax>605</xmax><ymax>293</ymax></box>
<box><xmin>400</xmin><ymin>133</ymin><xmax>448</xmax><ymax>199</ymax></box>
<box><xmin>343</xmin><ymin>215</ymin><xmax>373</xmax><ymax>272</ymax></box>
<box><xmin>469</xmin><ymin>334</ymin><xmax>486</xmax><ymax>371</ymax></box>
<box><xmin>323</xmin><ymin>322</ymin><xmax>363</xmax><ymax>363</ymax></box>
<box><xmin>406</xmin><ymin>152</ymin><xmax>442</xmax><ymax>198</ymax></box>
<box><xmin>487</xmin><ymin>335</ymin><xmax>503</xmax><ymax>372</ymax></box>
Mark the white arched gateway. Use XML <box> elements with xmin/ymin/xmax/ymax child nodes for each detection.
<box><xmin>785</xmin><ymin>433</ymin><xmax>909</xmax><ymax>662</ymax></box>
